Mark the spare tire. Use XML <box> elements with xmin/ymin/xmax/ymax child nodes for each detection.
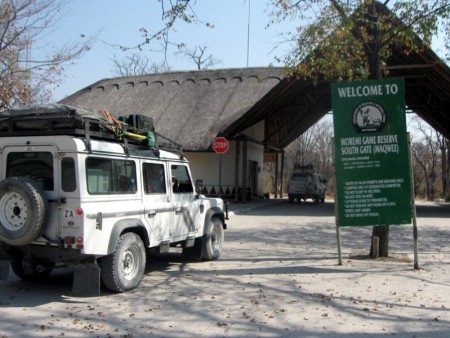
<box><xmin>0</xmin><ymin>177</ymin><xmax>49</xmax><ymax>246</ymax></box>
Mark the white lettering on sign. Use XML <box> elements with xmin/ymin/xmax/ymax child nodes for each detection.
<box><xmin>214</xmin><ymin>142</ymin><xmax>227</xmax><ymax>149</ymax></box>
<box><xmin>337</xmin><ymin>84</ymin><xmax>399</xmax><ymax>98</ymax></box>
<box><xmin>340</xmin><ymin>134</ymin><xmax>400</xmax><ymax>157</ymax></box>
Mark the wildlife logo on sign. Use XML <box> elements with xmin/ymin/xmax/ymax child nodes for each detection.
<box><xmin>352</xmin><ymin>101</ymin><xmax>386</xmax><ymax>133</ymax></box>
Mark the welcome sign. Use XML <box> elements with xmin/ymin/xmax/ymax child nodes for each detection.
<box><xmin>331</xmin><ymin>78</ymin><xmax>412</xmax><ymax>227</ymax></box>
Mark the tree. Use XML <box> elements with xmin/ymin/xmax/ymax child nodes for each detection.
<box><xmin>270</xmin><ymin>0</ymin><xmax>449</xmax><ymax>81</ymax></box>
<box><xmin>411</xmin><ymin>115</ymin><xmax>449</xmax><ymax>200</ymax></box>
<box><xmin>111</xmin><ymin>53</ymin><xmax>169</xmax><ymax>76</ymax></box>
<box><xmin>264</xmin><ymin>118</ymin><xmax>334</xmax><ymax>196</ymax></box>
<box><xmin>120</xmin><ymin>0</ymin><xmax>214</xmax><ymax>67</ymax></box>
<box><xmin>0</xmin><ymin>0</ymin><xmax>93</xmax><ymax>109</ymax></box>
<box><xmin>176</xmin><ymin>44</ymin><xmax>221</xmax><ymax>70</ymax></box>
<box><xmin>125</xmin><ymin>0</ymin><xmax>447</xmax><ymax>256</ymax></box>
<box><xmin>268</xmin><ymin>0</ymin><xmax>449</xmax><ymax>257</ymax></box>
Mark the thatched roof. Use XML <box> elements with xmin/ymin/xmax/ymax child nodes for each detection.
<box><xmin>61</xmin><ymin>50</ymin><xmax>450</xmax><ymax>156</ymax></box>
<box><xmin>60</xmin><ymin>68</ymin><xmax>284</xmax><ymax>151</ymax></box>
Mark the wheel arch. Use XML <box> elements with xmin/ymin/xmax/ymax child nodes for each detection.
<box><xmin>106</xmin><ymin>218</ymin><xmax>150</xmax><ymax>254</ymax></box>
<box><xmin>202</xmin><ymin>207</ymin><xmax>226</xmax><ymax>234</ymax></box>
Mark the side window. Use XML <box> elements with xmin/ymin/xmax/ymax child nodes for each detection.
<box><xmin>171</xmin><ymin>165</ymin><xmax>193</xmax><ymax>193</ymax></box>
<box><xmin>6</xmin><ymin>152</ymin><xmax>54</xmax><ymax>191</ymax></box>
<box><xmin>61</xmin><ymin>158</ymin><xmax>76</xmax><ymax>192</ymax></box>
<box><xmin>86</xmin><ymin>157</ymin><xmax>137</xmax><ymax>195</ymax></box>
<box><xmin>143</xmin><ymin>163</ymin><xmax>166</xmax><ymax>194</ymax></box>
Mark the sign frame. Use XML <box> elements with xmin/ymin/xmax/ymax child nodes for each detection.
<box><xmin>331</xmin><ymin>78</ymin><xmax>412</xmax><ymax>227</ymax></box>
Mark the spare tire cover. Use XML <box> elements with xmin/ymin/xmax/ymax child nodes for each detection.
<box><xmin>0</xmin><ymin>177</ymin><xmax>49</xmax><ymax>246</ymax></box>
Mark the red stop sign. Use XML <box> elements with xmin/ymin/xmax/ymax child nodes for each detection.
<box><xmin>213</xmin><ymin>137</ymin><xmax>229</xmax><ymax>153</ymax></box>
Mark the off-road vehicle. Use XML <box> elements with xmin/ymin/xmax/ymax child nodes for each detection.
<box><xmin>0</xmin><ymin>104</ymin><xmax>227</xmax><ymax>294</ymax></box>
<box><xmin>287</xmin><ymin>164</ymin><xmax>326</xmax><ymax>204</ymax></box>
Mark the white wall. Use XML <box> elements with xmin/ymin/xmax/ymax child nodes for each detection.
<box><xmin>185</xmin><ymin>121</ymin><xmax>265</xmax><ymax>196</ymax></box>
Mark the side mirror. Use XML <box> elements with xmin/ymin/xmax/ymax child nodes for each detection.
<box><xmin>195</xmin><ymin>179</ymin><xmax>203</xmax><ymax>194</ymax></box>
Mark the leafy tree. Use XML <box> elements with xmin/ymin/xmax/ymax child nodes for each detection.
<box><xmin>127</xmin><ymin>0</ymin><xmax>449</xmax><ymax>256</ymax></box>
<box><xmin>0</xmin><ymin>0</ymin><xmax>93</xmax><ymax>109</ymax></box>
<box><xmin>270</xmin><ymin>0</ymin><xmax>449</xmax><ymax>81</ymax></box>
<box><xmin>269</xmin><ymin>0</ymin><xmax>449</xmax><ymax>257</ymax></box>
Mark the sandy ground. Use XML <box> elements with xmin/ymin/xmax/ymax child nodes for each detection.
<box><xmin>0</xmin><ymin>200</ymin><xmax>449</xmax><ymax>338</ymax></box>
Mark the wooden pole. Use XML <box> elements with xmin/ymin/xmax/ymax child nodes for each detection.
<box><xmin>234</xmin><ymin>139</ymin><xmax>240</xmax><ymax>202</ymax></box>
<box><xmin>408</xmin><ymin>133</ymin><xmax>419</xmax><ymax>269</ymax></box>
<box><xmin>242</xmin><ymin>139</ymin><xmax>248</xmax><ymax>203</ymax></box>
<box><xmin>274</xmin><ymin>152</ymin><xmax>279</xmax><ymax>198</ymax></box>
<box><xmin>332</xmin><ymin>137</ymin><xmax>343</xmax><ymax>265</ymax></box>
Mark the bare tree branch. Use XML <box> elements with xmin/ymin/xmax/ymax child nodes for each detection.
<box><xmin>176</xmin><ymin>44</ymin><xmax>221</xmax><ymax>70</ymax></box>
<box><xmin>0</xmin><ymin>0</ymin><xmax>94</xmax><ymax>108</ymax></box>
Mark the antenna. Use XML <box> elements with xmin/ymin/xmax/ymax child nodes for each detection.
<box><xmin>246</xmin><ymin>0</ymin><xmax>251</xmax><ymax>67</ymax></box>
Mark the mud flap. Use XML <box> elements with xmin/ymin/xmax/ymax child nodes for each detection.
<box><xmin>72</xmin><ymin>263</ymin><xmax>101</xmax><ymax>295</ymax></box>
<box><xmin>182</xmin><ymin>236</ymin><xmax>204</xmax><ymax>261</ymax></box>
<box><xmin>0</xmin><ymin>259</ymin><xmax>10</xmax><ymax>280</ymax></box>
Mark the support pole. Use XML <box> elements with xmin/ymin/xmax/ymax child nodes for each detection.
<box><xmin>274</xmin><ymin>152</ymin><xmax>279</xmax><ymax>198</ymax></box>
<box><xmin>408</xmin><ymin>133</ymin><xmax>419</xmax><ymax>269</ymax></box>
<box><xmin>234</xmin><ymin>138</ymin><xmax>240</xmax><ymax>203</ymax></box>
<box><xmin>332</xmin><ymin>138</ymin><xmax>343</xmax><ymax>265</ymax></box>
<box><xmin>336</xmin><ymin>223</ymin><xmax>343</xmax><ymax>266</ymax></box>
<box><xmin>242</xmin><ymin>139</ymin><xmax>248</xmax><ymax>203</ymax></box>
<box><xmin>280</xmin><ymin>150</ymin><xmax>285</xmax><ymax>198</ymax></box>
<box><xmin>218</xmin><ymin>153</ymin><xmax>222</xmax><ymax>197</ymax></box>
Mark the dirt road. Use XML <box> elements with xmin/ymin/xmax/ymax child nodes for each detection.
<box><xmin>0</xmin><ymin>200</ymin><xmax>449</xmax><ymax>337</ymax></box>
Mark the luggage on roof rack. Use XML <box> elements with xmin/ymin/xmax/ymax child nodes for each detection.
<box><xmin>0</xmin><ymin>103</ymin><xmax>183</xmax><ymax>157</ymax></box>
<box><xmin>118</xmin><ymin>114</ymin><xmax>154</xmax><ymax>132</ymax></box>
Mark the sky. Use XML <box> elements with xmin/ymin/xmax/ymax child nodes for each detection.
<box><xmin>40</xmin><ymin>0</ymin><xmax>294</xmax><ymax>101</ymax></box>
<box><xmin>37</xmin><ymin>0</ymin><xmax>447</xmax><ymax>112</ymax></box>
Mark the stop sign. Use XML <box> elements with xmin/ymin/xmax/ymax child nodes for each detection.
<box><xmin>213</xmin><ymin>137</ymin><xmax>229</xmax><ymax>153</ymax></box>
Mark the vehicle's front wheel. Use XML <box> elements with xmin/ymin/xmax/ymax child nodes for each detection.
<box><xmin>101</xmin><ymin>232</ymin><xmax>146</xmax><ymax>292</ymax></box>
<box><xmin>202</xmin><ymin>217</ymin><xmax>224</xmax><ymax>261</ymax></box>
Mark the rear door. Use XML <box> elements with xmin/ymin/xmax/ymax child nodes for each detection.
<box><xmin>3</xmin><ymin>145</ymin><xmax>60</xmax><ymax>241</ymax></box>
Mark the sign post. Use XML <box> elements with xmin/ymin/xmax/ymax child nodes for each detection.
<box><xmin>331</xmin><ymin>78</ymin><xmax>417</xmax><ymax>267</ymax></box>
<box><xmin>213</xmin><ymin>137</ymin><xmax>229</xmax><ymax>197</ymax></box>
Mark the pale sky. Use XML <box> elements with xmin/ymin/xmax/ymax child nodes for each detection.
<box><xmin>39</xmin><ymin>0</ymin><xmax>292</xmax><ymax>101</ymax></box>
<box><xmin>37</xmin><ymin>0</ymin><xmax>447</xmax><ymax>103</ymax></box>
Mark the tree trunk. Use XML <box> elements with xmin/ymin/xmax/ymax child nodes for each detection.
<box><xmin>365</xmin><ymin>0</ymin><xmax>390</xmax><ymax>257</ymax></box>
<box><xmin>370</xmin><ymin>225</ymin><xmax>389</xmax><ymax>258</ymax></box>
<box><xmin>441</xmin><ymin>144</ymin><xmax>448</xmax><ymax>197</ymax></box>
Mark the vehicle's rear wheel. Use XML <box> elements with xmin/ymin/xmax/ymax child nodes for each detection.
<box><xmin>0</xmin><ymin>177</ymin><xmax>48</xmax><ymax>246</ymax></box>
<box><xmin>202</xmin><ymin>217</ymin><xmax>224</xmax><ymax>261</ymax></box>
<box><xmin>10</xmin><ymin>254</ymin><xmax>54</xmax><ymax>281</ymax></box>
<box><xmin>101</xmin><ymin>232</ymin><xmax>146</xmax><ymax>292</ymax></box>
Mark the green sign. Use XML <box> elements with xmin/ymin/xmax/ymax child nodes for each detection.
<box><xmin>331</xmin><ymin>78</ymin><xmax>411</xmax><ymax>226</ymax></box>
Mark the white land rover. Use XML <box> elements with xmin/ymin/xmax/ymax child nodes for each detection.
<box><xmin>0</xmin><ymin>104</ymin><xmax>227</xmax><ymax>294</ymax></box>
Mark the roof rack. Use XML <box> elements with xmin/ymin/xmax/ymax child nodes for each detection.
<box><xmin>0</xmin><ymin>103</ymin><xmax>183</xmax><ymax>158</ymax></box>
